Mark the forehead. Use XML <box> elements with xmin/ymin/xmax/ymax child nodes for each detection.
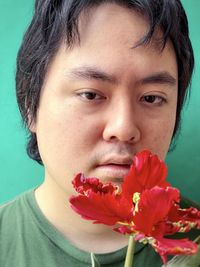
<box><xmin>78</xmin><ymin>3</ymin><xmax>148</xmax><ymax>48</ymax></box>
<box><xmin>77</xmin><ymin>3</ymin><xmax>168</xmax><ymax>51</ymax></box>
<box><xmin>48</xmin><ymin>2</ymin><xmax>177</xmax><ymax>85</ymax></box>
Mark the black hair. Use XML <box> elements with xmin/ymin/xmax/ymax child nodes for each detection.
<box><xmin>16</xmin><ymin>0</ymin><xmax>194</xmax><ymax>164</ymax></box>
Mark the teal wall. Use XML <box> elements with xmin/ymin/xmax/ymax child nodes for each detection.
<box><xmin>0</xmin><ymin>1</ymin><xmax>199</xmax><ymax>204</ymax></box>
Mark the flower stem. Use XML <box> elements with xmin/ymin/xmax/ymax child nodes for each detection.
<box><xmin>124</xmin><ymin>235</ymin><xmax>136</xmax><ymax>267</ymax></box>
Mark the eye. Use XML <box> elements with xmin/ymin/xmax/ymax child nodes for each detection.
<box><xmin>141</xmin><ymin>95</ymin><xmax>166</xmax><ymax>105</ymax></box>
<box><xmin>77</xmin><ymin>91</ymin><xmax>105</xmax><ymax>101</ymax></box>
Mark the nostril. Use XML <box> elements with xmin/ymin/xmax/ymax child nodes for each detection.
<box><xmin>102</xmin><ymin>118</ymin><xmax>141</xmax><ymax>143</ymax></box>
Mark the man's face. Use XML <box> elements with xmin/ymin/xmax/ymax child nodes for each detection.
<box><xmin>32</xmin><ymin>4</ymin><xmax>178</xmax><ymax>195</ymax></box>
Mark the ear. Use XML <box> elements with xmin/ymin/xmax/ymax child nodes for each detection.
<box><xmin>27</xmin><ymin>112</ymin><xmax>37</xmax><ymax>133</ymax></box>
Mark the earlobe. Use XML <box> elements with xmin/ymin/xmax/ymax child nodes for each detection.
<box><xmin>27</xmin><ymin>113</ymin><xmax>37</xmax><ymax>133</ymax></box>
<box><xmin>29</xmin><ymin>121</ymin><xmax>36</xmax><ymax>133</ymax></box>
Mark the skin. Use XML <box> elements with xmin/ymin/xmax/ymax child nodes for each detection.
<box><xmin>32</xmin><ymin>3</ymin><xmax>178</xmax><ymax>253</ymax></box>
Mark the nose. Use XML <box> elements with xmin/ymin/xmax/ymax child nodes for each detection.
<box><xmin>102</xmin><ymin>98</ymin><xmax>141</xmax><ymax>143</ymax></box>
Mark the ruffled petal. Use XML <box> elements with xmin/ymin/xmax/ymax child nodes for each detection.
<box><xmin>152</xmin><ymin>237</ymin><xmax>198</xmax><ymax>265</ymax></box>
<box><xmin>133</xmin><ymin>187</ymin><xmax>180</xmax><ymax>235</ymax></box>
<box><xmin>70</xmin><ymin>191</ymin><xmax>133</xmax><ymax>225</ymax></box>
<box><xmin>168</xmin><ymin>205</ymin><xmax>200</xmax><ymax>230</ymax></box>
<box><xmin>72</xmin><ymin>173</ymin><xmax>118</xmax><ymax>194</ymax></box>
<box><xmin>122</xmin><ymin>151</ymin><xmax>169</xmax><ymax>199</ymax></box>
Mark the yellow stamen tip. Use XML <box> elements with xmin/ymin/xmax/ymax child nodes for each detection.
<box><xmin>133</xmin><ymin>192</ymin><xmax>140</xmax><ymax>204</ymax></box>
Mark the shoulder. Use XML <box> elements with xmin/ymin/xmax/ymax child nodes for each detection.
<box><xmin>0</xmin><ymin>191</ymin><xmax>26</xmax><ymax>212</ymax></box>
<box><xmin>0</xmin><ymin>190</ymin><xmax>34</xmax><ymax>229</ymax></box>
<box><xmin>0</xmin><ymin>189</ymin><xmax>36</xmax><ymax>251</ymax></box>
<box><xmin>0</xmin><ymin>195</ymin><xmax>21</xmax><ymax>220</ymax></box>
<box><xmin>0</xmin><ymin>190</ymin><xmax>37</xmax><ymax>265</ymax></box>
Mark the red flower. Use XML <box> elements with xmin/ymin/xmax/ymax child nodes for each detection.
<box><xmin>69</xmin><ymin>150</ymin><xmax>200</xmax><ymax>264</ymax></box>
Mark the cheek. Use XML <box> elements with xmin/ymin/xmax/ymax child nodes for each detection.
<box><xmin>36</xmin><ymin>105</ymin><xmax>101</xmax><ymax>167</ymax></box>
<box><xmin>146</xmin><ymin>118</ymin><xmax>176</xmax><ymax>160</ymax></box>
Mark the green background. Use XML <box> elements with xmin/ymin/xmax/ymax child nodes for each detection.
<box><xmin>0</xmin><ymin>1</ymin><xmax>199</xmax><ymax>204</ymax></box>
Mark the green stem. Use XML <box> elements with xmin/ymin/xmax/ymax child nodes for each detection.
<box><xmin>124</xmin><ymin>235</ymin><xmax>136</xmax><ymax>267</ymax></box>
<box><xmin>91</xmin><ymin>253</ymin><xmax>101</xmax><ymax>267</ymax></box>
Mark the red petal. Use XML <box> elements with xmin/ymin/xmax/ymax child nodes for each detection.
<box><xmin>152</xmin><ymin>237</ymin><xmax>198</xmax><ymax>265</ymax></box>
<box><xmin>72</xmin><ymin>173</ymin><xmax>118</xmax><ymax>194</ymax></box>
<box><xmin>69</xmin><ymin>191</ymin><xmax>133</xmax><ymax>225</ymax></box>
<box><xmin>169</xmin><ymin>205</ymin><xmax>200</xmax><ymax>228</ymax></box>
<box><xmin>122</xmin><ymin>151</ymin><xmax>169</xmax><ymax>199</ymax></box>
<box><xmin>133</xmin><ymin>187</ymin><xmax>180</xmax><ymax>235</ymax></box>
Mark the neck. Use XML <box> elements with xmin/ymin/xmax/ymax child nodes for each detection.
<box><xmin>35</xmin><ymin>179</ymin><xmax>129</xmax><ymax>253</ymax></box>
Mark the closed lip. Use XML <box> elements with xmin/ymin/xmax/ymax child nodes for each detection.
<box><xmin>95</xmin><ymin>156</ymin><xmax>133</xmax><ymax>180</ymax></box>
<box><xmin>97</xmin><ymin>156</ymin><xmax>133</xmax><ymax>166</ymax></box>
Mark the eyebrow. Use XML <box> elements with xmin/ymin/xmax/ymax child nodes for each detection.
<box><xmin>66</xmin><ymin>66</ymin><xmax>117</xmax><ymax>84</ymax></box>
<box><xmin>140</xmin><ymin>71</ymin><xmax>177</xmax><ymax>86</ymax></box>
<box><xmin>66</xmin><ymin>66</ymin><xmax>176</xmax><ymax>87</ymax></box>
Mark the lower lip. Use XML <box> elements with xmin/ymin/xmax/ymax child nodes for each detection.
<box><xmin>95</xmin><ymin>164</ymin><xmax>130</xmax><ymax>181</ymax></box>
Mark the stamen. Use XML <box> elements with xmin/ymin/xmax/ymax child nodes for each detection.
<box><xmin>133</xmin><ymin>192</ymin><xmax>140</xmax><ymax>214</ymax></box>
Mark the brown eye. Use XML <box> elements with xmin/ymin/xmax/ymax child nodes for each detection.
<box><xmin>141</xmin><ymin>95</ymin><xmax>166</xmax><ymax>105</ymax></box>
<box><xmin>144</xmin><ymin>95</ymin><xmax>157</xmax><ymax>103</ymax></box>
<box><xmin>82</xmin><ymin>92</ymin><xmax>97</xmax><ymax>100</ymax></box>
<box><xmin>78</xmin><ymin>90</ymin><xmax>105</xmax><ymax>101</ymax></box>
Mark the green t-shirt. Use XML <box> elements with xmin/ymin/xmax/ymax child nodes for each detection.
<box><xmin>0</xmin><ymin>190</ymin><xmax>199</xmax><ymax>267</ymax></box>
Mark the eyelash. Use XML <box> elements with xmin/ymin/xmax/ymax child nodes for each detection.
<box><xmin>140</xmin><ymin>95</ymin><xmax>167</xmax><ymax>106</ymax></box>
<box><xmin>77</xmin><ymin>91</ymin><xmax>166</xmax><ymax>106</ymax></box>
<box><xmin>77</xmin><ymin>91</ymin><xmax>105</xmax><ymax>101</ymax></box>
